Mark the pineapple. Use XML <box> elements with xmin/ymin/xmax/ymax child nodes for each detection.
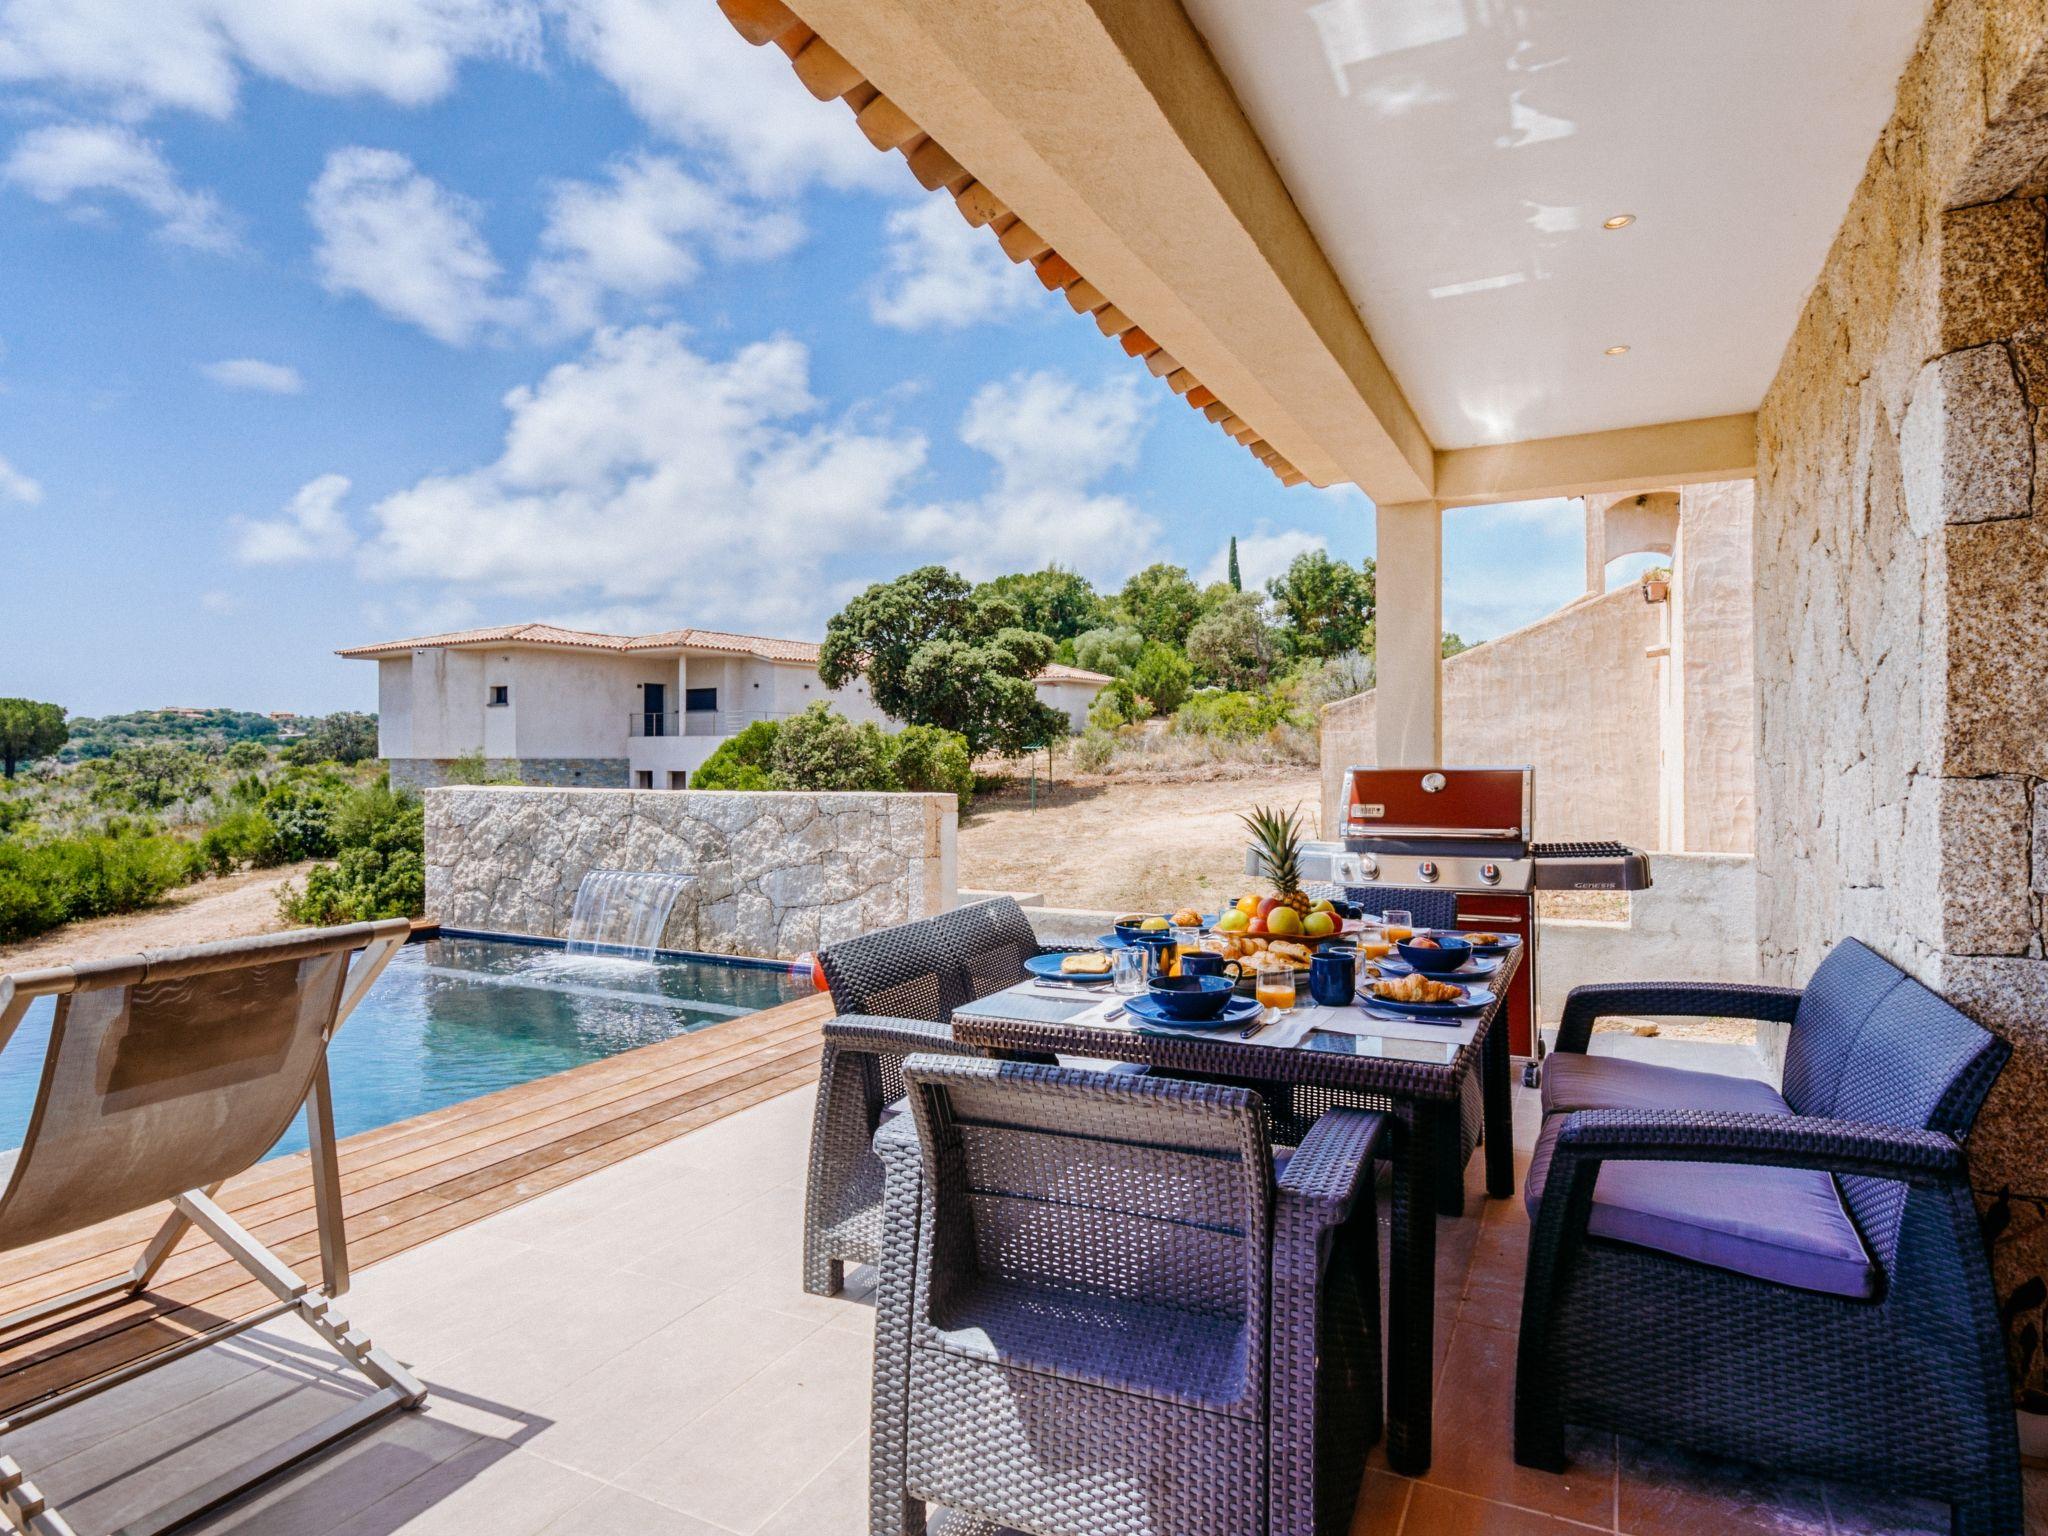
<box><xmin>1240</xmin><ymin>803</ymin><xmax>1312</xmax><ymax>913</ymax></box>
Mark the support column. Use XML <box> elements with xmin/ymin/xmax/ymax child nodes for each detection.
<box><xmin>1374</xmin><ymin>500</ymin><xmax>1444</xmax><ymax>767</ymax></box>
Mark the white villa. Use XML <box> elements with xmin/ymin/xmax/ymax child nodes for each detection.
<box><xmin>339</xmin><ymin>621</ymin><xmax>1112</xmax><ymax>788</ymax></box>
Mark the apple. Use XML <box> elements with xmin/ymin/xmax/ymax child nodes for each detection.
<box><xmin>1310</xmin><ymin>899</ymin><xmax>1336</xmax><ymax>915</ymax></box>
<box><xmin>1246</xmin><ymin>919</ymin><xmax>1268</xmax><ymax>937</ymax></box>
<box><xmin>1256</xmin><ymin>896</ymin><xmax>1283</xmax><ymax>921</ymax></box>
<box><xmin>1302</xmin><ymin>910</ymin><xmax>1337</xmax><ymax>938</ymax></box>
<box><xmin>1214</xmin><ymin>909</ymin><xmax>1250</xmax><ymax>933</ymax></box>
<box><xmin>1267</xmin><ymin>907</ymin><xmax>1304</xmax><ymax>937</ymax></box>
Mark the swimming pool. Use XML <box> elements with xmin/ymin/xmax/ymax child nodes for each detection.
<box><xmin>0</xmin><ymin>935</ymin><xmax>815</xmax><ymax>1158</ymax></box>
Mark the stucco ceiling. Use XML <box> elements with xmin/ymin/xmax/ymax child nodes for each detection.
<box><xmin>1181</xmin><ymin>0</ymin><xmax>1931</xmax><ymax>451</ymax></box>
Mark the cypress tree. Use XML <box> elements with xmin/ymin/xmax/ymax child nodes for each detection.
<box><xmin>1227</xmin><ymin>536</ymin><xmax>1241</xmax><ymax>591</ymax></box>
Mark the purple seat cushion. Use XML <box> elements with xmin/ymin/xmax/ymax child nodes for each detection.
<box><xmin>1526</xmin><ymin>1115</ymin><xmax>1876</xmax><ymax>1298</ymax></box>
<box><xmin>1540</xmin><ymin>1051</ymin><xmax>1794</xmax><ymax>1119</ymax></box>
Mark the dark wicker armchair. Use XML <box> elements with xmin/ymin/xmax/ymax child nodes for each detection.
<box><xmin>1515</xmin><ymin>939</ymin><xmax>2019</xmax><ymax>1535</ymax></box>
<box><xmin>803</xmin><ymin>897</ymin><xmax>1066</xmax><ymax>1296</ymax></box>
<box><xmin>870</xmin><ymin>1057</ymin><xmax>1383</xmax><ymax>1536</ymax></box>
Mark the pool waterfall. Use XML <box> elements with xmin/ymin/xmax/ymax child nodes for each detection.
<box><xmin>565</xmin><ymin>870</ymin><xmax>693</xmax><ymax>960</ymax></box>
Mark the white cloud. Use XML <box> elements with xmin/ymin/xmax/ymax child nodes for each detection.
<box><xmin>2</xmin><ymin>123</ymin><xmax>233</xmax><ymax>249</ymax></box>
<box><xmin>553</xmin><ymin>0</ymin><xmax>899</xmax><ymax>198</ymax></box>
<box><xmin>900</xmin><ymin>370</ymin><xmax>1159</xmax><ymax>582</ymax></box>
<box><xmin>527</xmin><ymin>153</ymin><xmax>800</xmax><ymax>335</ymax></box>
<box><xmin>0</xmin><ymin>451</ymin><xmax>41</xmax><ymax>505</ymax></box>
<box><xmin>0</xmin><ymin>0</ymin><xmax>541</xmax><ymax>120</ymax></box>
<box><xmin>199</xmin><ymin>589</ymin><xmax>236</xmax><ymax>613</ymax></box>
<box><xmin>308</xmin><ymin>146</ymin><xmax>520</xmax><ymax>344</ymax></box>
<box><xmin>359</xmin><ymin>325</ymin><xmax>931</xmax><ymax>634</ymax></box>
<box><xmin>869</xmin><ymin>199</ymin><xmax>1040</xmax><ymax>331</ymax></box>
<box><xmin>1198</xmin><ymin>525</ymin><xmax>1327</xmax><ymax>589</ymax></box>
<box><xmin>200</xmin><ymin>357</ymin><xmax>304</xmax><ymax>394</ymax></box>
<box><xmin>235</xmin><ymin>473</ymin><xmax>356</xmax><ymax>564</ymax></box>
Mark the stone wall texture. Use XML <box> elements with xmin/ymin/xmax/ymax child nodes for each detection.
<box><xmin>1754</xmin><ymin>0</ymin><xmax>2048</xmax><ymax>1401</ymax></box>
<box><xmin>392</xmin><ymin>757</ymin><xmax>629</xmax><ymax>790</ymax></box>
<box><xmin>423</xmin><ymin>787</ymin><xmax>957</xmax><ymax>960</ymax></box>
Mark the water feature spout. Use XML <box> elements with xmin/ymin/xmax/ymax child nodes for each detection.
<box><xmin>564</xmin><ymin>870</ymin><xmax>693</xmax><ymax>961</ymax></box>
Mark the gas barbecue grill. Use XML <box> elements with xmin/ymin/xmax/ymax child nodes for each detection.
<box><xmin>1247</xmin><ymin>766</ymin><xmax>1650</xmax><ymax>1059</ymax></box>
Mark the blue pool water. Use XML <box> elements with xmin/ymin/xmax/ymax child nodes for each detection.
<box><xmin>0</xmin><ymin>935</ymin><xmax>815</xmax><ymax>1158</ymax></box>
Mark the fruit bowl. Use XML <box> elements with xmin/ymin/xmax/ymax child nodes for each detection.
<box><xmin>1397</xmin><ymin>935</ymin><xmax>1473</xmax><ymax>975</ymax></box>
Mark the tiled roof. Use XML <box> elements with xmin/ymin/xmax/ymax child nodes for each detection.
<box><xmin>713</xmin><ymin>0</ymin><xmax>1305</xmax><ymax>489</ymax></box>
<box><xmin>337</xmin><ymin>624</ymin><xmax>1111</xmax><ymax>686</ymax></box>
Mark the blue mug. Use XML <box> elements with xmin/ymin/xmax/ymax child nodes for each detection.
<box><xmin>1179</xmin><ymin>950</ymin><xmax>1244</xmax><ymax>984</ymax></box>
<box><xmin>1308</xmin><ymin>945</ymin><xmax>1357</xmax><ymax>1006</ymax></box>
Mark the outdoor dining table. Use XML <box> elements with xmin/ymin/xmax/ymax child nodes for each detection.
<box><xmin>947</xmin><ymin>943</ymin><xmax>1521</xmax><ymax>1476</ymax></box>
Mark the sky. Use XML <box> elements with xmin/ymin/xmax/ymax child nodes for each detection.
<box><xmin>0</xmin><ymin>0</ymin><xmax>1635</xmax><ymax>718</ymax></box>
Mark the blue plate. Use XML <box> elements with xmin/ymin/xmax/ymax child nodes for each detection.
<box><xmin>1098</xmin><ymin>932</ymin><xmax>1128</xmax><ymax>948</ymax></box>
<box><xmin>1025</xmin><ymin>952</ymin><xmax>1112</xmax><ymax>984</ymax></box>
<box><xmin>1373</xmin><ymin>954</ymin><xmax>1501</xmax><ymax>979</ymax></box>
<box><xmin>1459</xmin><ymin>933</ymin><xmax>1522</xmax><ymax>957</ymax></box>
<box><xmin>1359</xmin><ymin>984</ymin><xmax>1496</xmax><ymax>1017</ymax></box>
<box><xmin>1123</xmin><ymin>993</ymin><xmax>1263</xmax><ymax>1031</ymax></box>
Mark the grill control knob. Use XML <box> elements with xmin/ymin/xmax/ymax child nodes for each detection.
<box><xmin>1416</xmin><ymin>860</ymin><xmax>1439</xmax><ymax>883</ymax></box>
<box><xmin>1479</xmin><ymin>862</ymin><xmax>1501</xmax><ymax>886</ymax></box>
<box><xmin>1359</xmin><ymin>853</ymin><xmax>1379</xmax><ymax>880</ymax></box>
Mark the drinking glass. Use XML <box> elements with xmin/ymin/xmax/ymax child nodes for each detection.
<box><xmin>1381</xmin><ymin>909</ymin><xmax>1414</xmax><ymax>943</ymax></box>
<box><xmin>1112</xmin><ymin>946</ymin><xmax>1149</xmax><ymax>995</ymax></box>
<box><xmin>1254</xmin><ymin>965</ymin><xmax>1296</xmax><ymax>1012</ymax></box>
<box><xmin>1358</xmin><ymin>923</ymin><xmax>1393</xmax><ymax>962</ymax></box>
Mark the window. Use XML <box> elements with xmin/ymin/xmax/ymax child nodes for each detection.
<box><xmin>488</xmin><ymin>685</ymin><xmax>509</xmax><ymax>707</ymax></box>
<box><xmin>685</xmin><ymin>687</ymin><xmax>718</xmax><ymax>713</ymax></box>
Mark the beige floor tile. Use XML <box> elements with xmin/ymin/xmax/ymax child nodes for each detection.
<box><xmin>520</xmin><ymin>1296</ymin><xmax>828</xmax><ymax>1480</ymax></box>
<box><xmin>1348</xmin><ymin>1469</ymin><xmax>1413</xmax><ymax>1534</ymax></box>
<box><xmin>754</xmin><ymin>1433</ymin><xmax>869</xmax><ymax>1534</ymax></box>
<box><xmin>611</xmin><ymin>1326</ymin><xmax>873</xmax><ymax>1533</ymax></box>
<box><xmin>321</xmin><ymin>1444</ymin><xmax>601</xmax><ymax>1536</ymax></box>
<box><xmin>1399</xmin><ymin>1482</ymin><xmax>1605</xmax><ymax>1533</ymax></box>
<box><xmin>536</xmin><ymin>1483</ymin><xmax>735</xmax><ymax>1535</ymax></box>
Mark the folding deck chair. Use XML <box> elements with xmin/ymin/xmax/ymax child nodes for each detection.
<box><xmin>0</xmin><ymin>919</ymin><xmax>423</xmax><ymax>1536</ymax></box>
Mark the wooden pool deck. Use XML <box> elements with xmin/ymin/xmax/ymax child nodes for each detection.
<box><xmin>0</xmin><ymin>989</ymin><xmax>831</xmax><ymax>1417</ymax></box>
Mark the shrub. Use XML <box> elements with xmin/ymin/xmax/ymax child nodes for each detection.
<box><xmin>1072</xmin><ymin>626</ymin><xmax>1145</xmax><ymax>676</ymax></box>
<box><xmin>770</xmin><ymin>703</ymin><xmax>894</xmax><ymax>792</ymax></box>
<box><xmin>223</xmin><ymin>740</ymin><xmax>269</xmax><ymax>771</ymax></box>
<box><xmin>442</xmin><ymin>750</ymin><xmax>518</xmax><ymax>786</ymax></box>
<box><xmin>91</xmin><ymin>744</ymin><xmax>211</xmax><ymax>812</ymax></box>
<box><xmin>1172</xmin><ymin>690</ymin><xmax>1299</xmax><ymax>740</ymax></box>
<box><xmin>887</xmin><ymin>724</ymin><xmax>974</xmax><ymax>809</ymax></box>
<box><xmin>198</xmin><ymin>806</ymin><xmax>280</xmax><ymax>875</ymax></box>
<box><xmin>1069</xmin><ymin>730</ymin><xmax>1116</xmax><ymax>774</ymax></box>
<box><xmin>1129</xmin><ymin>642</ymin><xmax>1192</xmax><ymax>716</ymax></box>
<box><xmin>691</xmin><ymin>720</ymin><xmax>781</xmax><ymax>791</ymax></box>
<box><xmin>276</xmin><ymin>778</ymin><xmax>424</xmax><ymax>924</ymax></box>
<box><xmin>261</xmin><ymin>776</ymin><xmax>345</xmax><ymax>860</ymax></box>
<box><xmin>1086</xmin><ymin>690</ymin><xmax>1129</xmax><ymax>733</ymax></box>
<box><xmin>0</xmin><ymin>831</ymin><xmax>200</xmax><ymax>941</ymax></box>
<box><xmin>287</xmin><ymin>712</ymin><xmax>378</xmax><ymax>766</ymax></box>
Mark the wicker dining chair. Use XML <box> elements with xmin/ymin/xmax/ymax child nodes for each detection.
<box><xmin>0</xmin><ymin>920</ymin><xmax>422</xmax><ymax>1536</ymax></box>
<box><xmin>1515</xmin><ymin>939</ymin><xmax>2019</xmax><ymax>1535</ymax></box>
<box><xmin>803</xmin><ymin>898</ymin><xmax>1070</xmax><ymax>1296</ymax></box>
<box><xmin>870</xmin><ymin>1056</ymin><xmax>1383</xmax><ymax>1536</ymax></box>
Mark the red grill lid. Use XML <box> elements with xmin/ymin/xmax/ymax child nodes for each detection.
<box><xmin>1340</xmin><ymin>767</ymin><xmax>1532</xmax><ymax>840</ymax></box>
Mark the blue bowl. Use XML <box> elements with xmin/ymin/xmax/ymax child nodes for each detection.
<box><xmin>1145</xmin><ymin>973</ymin><xmax>1236</xmax><ymax>1021</ymax></box>
<box><xmin>1114</xmin><ymin>914</ymin><xmax>1172</xmax><ymax>945</ymax></box>
<box><xmin>1396</xmin><ymin>936</ymin><xmax>1473</xmax><ymax>975</ymax></box>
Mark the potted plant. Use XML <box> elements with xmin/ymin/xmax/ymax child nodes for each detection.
<box><xmin>1641</xmin><ymin>566</ymin><xmax>1672</xmax><ymax>604</ymax></box>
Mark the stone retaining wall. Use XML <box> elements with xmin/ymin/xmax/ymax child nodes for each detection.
<box><xmin>424</xmin><ymin>787</ymin><xmax>957</xmax><ymax>959</ymax></box>
<box><xmin>393</xmin><ymin>757</ymin><xmax>629</xmax><ymax>790</ymax></box>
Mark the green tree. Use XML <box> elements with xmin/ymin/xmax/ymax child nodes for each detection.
<box><xmin>886</xmin><ymin>724</ymin><xmax>974</xmax><ymax>809</ymax></box>
<box><xmin>691</xmin><ymin>720</ymin><xmax>781</xmax><ymax>790</ymax></box>
<box><xmin>223</xmin><ymin>739</ymin><xmax>269</xmax><ymax>771</ymax></box>
<box><xmin>1266</xmin><ymin>550</ymin><xmax>1376</xmax><ymax>659</ymax></box>
<box><xmin>1442</xmin><ymin>631</ymin><xmax>1471</xmax><ymax>658</ymax></box>
<box><xmin>1071</xmin><ymin>626</ymin><xmax>1145</xmax><ymax>676</ymax></box>
<box><xmin>93</xmin><ymin>744</ymin><xmax>210</xmax><ymax>811</ymax></box>
<box><xmin>1186</xmin><ymin>591</ymin><xmax>1277</xmax><ymax>690</ymax></box>
<box><xmin>1227</xmin><ymin>537</ymin><xmax>1241</xmax><ymax>592</ymax></box>
<box><xmin>1115</xmin><ymin>563</ymin><xmax>1203</xmax><ymax>647</ymax></box>
<box><xmin>819</xmin><ymin>566</ymin><xmax>1068</xmax><ymax>756</ymax></box>
<box><xmin>289</xmin><ymin>712</ymin><xmax>378</xmax><ymax>766</ymax></box>
<box><xmin>1128</xmin><ymin>642</ymin><xmax>1193</xmax><ymax>716</ymax></box>
<box><xmin>974</xmin><ymin>566</ymin><xmax>1105</xmax><ymax>641</ymax></box>
<box><xmin>0</xmin><ymin>698</ymin><xmax>67</xmax><ymax>779</ymax></box>
<box><xmin>770</xmin><ymin>703</ymin><xmax>895</xmax><ymax>791</ymax></box>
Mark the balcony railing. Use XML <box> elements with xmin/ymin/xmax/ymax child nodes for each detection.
<box><xmin>628</xmin><ymin>709</ymin><xmax>796</xmax><ymax>739</ymax></box>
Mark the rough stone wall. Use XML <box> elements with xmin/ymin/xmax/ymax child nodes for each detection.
<box><xmin>1753</xmin><ymin>0</ymin><xmax>2048</xmax><ymax>1401</ymax></box>
<box><xmin>391</xmin><ymin>757</ymin><xmax>630</xmax><ymax>790</ymax></box>
<box><xmin>1676</xmin><ymin>482</ymin><xmax>1758</xmax><ymax>855</ymax></box>
<box><xmin>423</xmin><ymin>788</ymin><xmax>957</xmax><ymax>959</ymax></box>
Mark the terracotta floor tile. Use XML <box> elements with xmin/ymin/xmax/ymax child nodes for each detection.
<box><xmin>1349</xmin><ymin>1469</ymin><xmax>1412</xmax><ymax>1534</ymax></box>
<box><xmin>1457</xmin><ymin>1223</ymin><xmax>1528</xmax><ymax>1332</ymax></box>
<box><xmin>1382</xmin><ymin>1319</ymin><xmax>1616</xmax><ymax>1529</ymax></box>
<box><xmin>1614</xmin><ymin>1435</ymin><xmax>1829</xmax><ymax>1536</ymax></box>
<box><xmin>1399</xmin><ymin>1483</ymin><xmax>1607</xmax><ymax>1533</ymax></box>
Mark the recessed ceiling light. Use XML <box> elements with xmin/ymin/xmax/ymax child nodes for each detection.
<box><xmin>1602</xmin><ymin>213</ymin><xmax>1636</xmax><ymax>230</ymax></box>
<box><xmin>1604</xmin><ymin>344</ymin><xmax>1630</xmax><ymax>356</ymax></box>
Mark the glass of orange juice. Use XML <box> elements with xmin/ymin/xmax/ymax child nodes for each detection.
<box><xmin>1358</xmin><ymin>924</ymin><xmax>1393</xmax><ymax>961</ymax></box>
<box><xmin>1254</xmin><ymin>965</ymin><xmax>1296</xmax><ymax>1012</ymax></box>
<box><xmin>1381</xmin><ymin>909</ymin><xmax>1414</xmax><ymax>943</ymax></box>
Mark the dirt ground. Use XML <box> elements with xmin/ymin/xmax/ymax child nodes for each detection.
<box><xmin>0</xmin><ymin>861</ymin><xmax>319</xmax><ymax>971</ymax></box>
<box><xmin>959</xmin><ymin>768</ymin><xmax>1322</xmax><ymax>913</ymax></box>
